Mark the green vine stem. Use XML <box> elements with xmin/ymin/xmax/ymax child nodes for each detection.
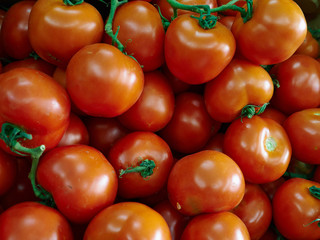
<box><xmin>63</xmin><ymin>0</ymin><xmax>84</xmax><ymax>6</ymax></box>
<box><xmin>119</xmin><ymin>159</ymin><xmax>156</xmax><ymax>179</ymax></box>
<box><xmin>239</xmin><ymin>103</ymin><xmax>269</xmax><ymax>122</ymax></box>
<box><xmin>309</xmin><ymin>185</ymin><xmax>320</xmax><ymax>199</ymax></box>
<box><xmin>0</xmin><ymin>123</ymin><xmax>54</xmax><ymax>206</ymax></box>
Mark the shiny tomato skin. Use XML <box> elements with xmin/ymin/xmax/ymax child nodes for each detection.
<box><xmin>259</xmin><ymin>106</ymin><xmax>287</xmax><ymax>125</ymax></box>
<box><xmin>165</xmin><ymin>14</ymin><xmax>236</xmax><ymax>84</ymax></box>
<box><xmin>295</xmin><ymin>30</ymin><xmax>320</xmax><ymax>58</ymax></box>
<box><xmin>28</xmin><ymin>0</ymin><xmax>104</xmax><ymax>68</ymax></box>
<box><xmin>180</xmin><ymin>211</ymin><xmax>250</xmax><ymax>240</ymax></box>
<box><xmin>283</xmin><ymin>108</ymin><xmax>320</xmax><ymax>164</ymax></box>
<box><xmin>224</xmin><ymin>116</ymin><xmax>291</xmax><ymax>184</ymax></box>
<box><xmin>204</xmin><ymin>58</ymin><xmax>273</xmax><ymax>123</ymax></box>
<box><xmin>0</xmin><ymin>202</ymin><xmax>73</xmax><ymax>240</ymax></box>
<box><xmin>273</xmin><ymin>178</ymin><xmax>320</xmax><ymax>240</ymax></box>
<box><xmin>83</xmin><ymin>202</ymin><xmax>172</xmax><ymax>240</ymax></box>
<box><xmin>0</xmin><ymin>68</ymin><xmax>71</xmax><ymax>153</ymax></box>
<box><xmin>104</xmin><ymin>1</ymin><xmax>165</xmax><ymax>72</ymax></box>
<box><xmin>167</xmin><ymin>150</ymin><xmax>245</xmax><ymax>216</ymax></box>
<box><xmin>66</xmin><ymin>43</ymin><xmax>144</xmax><ymax>118</ymax></box>
<box><xmin>108</xmin><ymin>131</ymin><xmax>174</xmax><ymax>199</ymax></box>
<box><xmin>0</xmin><ymin>149</ymin><xmax>17</xmax><ymax>196</ymax></box>
<box><xmin>1</xmin><ymin>1</ymin><xmax>35</xmax><ymax>59</ymax></box>
<box><xmin>231</xmin><ymin>0</ymin><xmax>307</xmax><ymax>65</ymax></box>
<box><xmin>270</xmin><ymin>54</ymin><xmax>320</xmax><ymax>115</ymax></box>
<box><xmin>218</xmin><ymin>15</ymin><xmax>235</xmax><ymax>30</ymax></box>
<box><xmin>37</xmin><ymin>145</ymin><xmax>118</xmax><ymax>224</ymax></box>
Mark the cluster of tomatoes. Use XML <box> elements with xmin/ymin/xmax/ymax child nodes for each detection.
<box><xmin>0</xmin><ymin>0</ymin><xmax>320</xmax><ymax>239</ymax></box>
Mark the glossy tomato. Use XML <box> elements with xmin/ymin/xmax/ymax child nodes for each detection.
<box><xmin>224</xmin><ymin>116</ymin><xmax>292</xmax><ymax>184</ymax></box>
<box><xmin>83</xmin><ymin>202</ymin><xmax>172</xmax><ymax>240</ymax></box>
<box><xmin>259</xmin><ymin>106</ymin><xmax>287</xmax><ymax>125</ymax></box>
<box><xmin>37</xmin><ymin>145</ymin><xmax>118</xmax><ymax>224</ymax></box>
<box><xmin>167</xmin><ymin>150</ymin><xmax>245</xmax><ymax>216</ymax></box>
<box><xmin>295</xmin><ymin>30</ymin><xmax>320</xmax><ymax>58</ymax></box>
<box><xmin>66</xmin><ymin>43</ymin><xmax>144</xmax><ymax>117</ymax></box>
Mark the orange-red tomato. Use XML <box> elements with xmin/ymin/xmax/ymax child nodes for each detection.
<box><xmin>295</xmin><ymin>30</ymin><xmax>320</xmax><ymax>58</ymax></box>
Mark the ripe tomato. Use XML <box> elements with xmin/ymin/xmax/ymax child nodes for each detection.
<box><xmin>83</xmin><ymin>202</ymin><xmax>172</xmax><ymax>240</ymax></box>
<box><xmin>283</xmin><ymin>108</ymin><xmax>320</xmax><ymax>164</ymax></box>
<box><xmin>0</xmin><ymin>202</ymin><xmax>73</xmax><ymax>240</ymax></box>
<box><xmin>260</xmin><ymin>177</ymin><xmax>286</xmax><ymax>200</ymax></box>
<box><xmin>217</xmin><ymin>0</ymin><xmax>246</xmax><ymax>16</ymax></box>
<box><xmin>202</xmin><ymin>132</ymin><xmax>224</xmax><ymax>152</ymax></box>
<box><xmin>224</xmin><ymin>116</ymin><xmax>291</xmax><ymax>184</ymax></box>
<box><xmin>231</xmin><ymin>0</ymin><xmax>307</xmax><ymax>65</ymax></box>
<box><xmin>259</xmin><ymin>106</ymin><xmax>287</xmax><ymax>125</ymax></box>
<box><xmin>273</xmin><ymin>178</ymin><xmax>320</xmax><ymax>239</ymax></box>
<box><xmin>66</xmin><ymin>43</ymin><xmax>144</xmax><ymax>118</ymax></box>
<box><xmin>118</xmin><ymin>70</ymin><xmax>175</xmax><ymax>132</ymax></box>
<box><xmin>218</xmin><ymin>15</ymin><xmax>235</xmax><ymax>30</ymax></box>
<box><xmin>36</xmin><ymin>145</ymin><xmax>118</xmax><ymax>224</ymax></box>
<box><xmin>1</xmin><ymin>1</ymin><xmax>35</xmax><ymax>59</ymax></box>
<box><xmin>180</xmin><ymin>211</ymin><xmax>250</xmax><ymax>240</ymax></box>
<box><xmin>28</xmin><ymin>0</ymin><xmax>104</xmax><ymax>68</ymax></box>
<box><xmin>295</xmin><ymin>30</ymin><xmax>320</xmax><ymax>58</ymax></box>
<box><xmin>204</xmin><ymin>58</ymin><xmax>273</xmax><ymax>122</ymax></box>
<box><xmin>104</xmin><ymin>1</ymin><xmax>165</xmax><ymax>72</ymax></box>
<box><xmin>0</xmin><ymin>149</ymin><xmax>17</xmax><ymax>196</ymax></box>
<box><xmin>167</xmin><ymin>150</ymin><xmax>245</xmax><ymax>216</ymax></box>
<box><xmin>108</xmin><ymin>131</ymin><xmax>174</xmax><ymax>199</ymax></box>
<box><xmin>165</xmin><ymin>14</ymin><xmax>236</xmax><ymax>84</ymax></box>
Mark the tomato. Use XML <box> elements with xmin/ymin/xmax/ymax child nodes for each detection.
<box><xmin>161</xmin><ymin>63</ymin><xmax>191</xmax><ymax>94</ymax></box>
<box><xmin>36</xmin><ymin>144</ymin><xmax>118</xmax><ymax>224</ymax></box>
<box><xmin>0</xmin><ymin>201</ymin><xmax>73</xmax><ymax>240</ymax></box>
<box><xmin>0</xmin><ymin>149</ymin><xmax>17</xmax><ymax>196</ymax></box>
<box><xmin>83</xmin><ymin>202</ymin><xmax>172</xmax><ymax>240</ymax></box>
<box><xmin>104</xmin><ymin>1</ymin><xmax>165</xmax><ymax>72</ymax></box>
<box><xmin>52</xmin><ymin>66</ymin><xmax>67</xmax><ymax>88</ymax></box>
<box><xmin>202</xmin><ymin>132</ymin><xmax>224</xmax><ymax>152</ymax></box>
<box><xmin>0</xmin><ymin>1</ymin><xmax>35</xmax><ymax>59</ymax></box>
<box><xmin>273</xmin><ymin>178</ymin><xmax>320</xmax><ymax>240</ymax></box>
<box><xmin>259</xmin><ymin>106</ymin><xmax>287</xmax><ymax>125</ymax></box>
<box><xmin>218</xmin><ymin>15</ymin><xmax>235</xmax><ymax>30</ymax></box>
<box><xmin>165</xmin><ymin>14</ymin><xmax>236</xmax><ymax>84</ymax></box>
<box><xmin>231</xmin><ymin>183</ymin><xmax>272</xmax><ymax>240</ymax></box>
<box><xmin>167</xmin><ymin>150</ymin><xmax>245</xmax><ymax>216</ymax></box>
<box><xmin>313</xmin><ymin>165</ymin><xmax>320</xmax><ymax>183</ymax></box>
<box><xmin>66</xmin><ymin>43</ymin><xmax>144</xmax><ymax>118</ymax></box>
<box><xmin>224</xmin><ymin>116</ymin><xmax>291</xmax><ymax>184</ymax></box>
<box><xmin>118</xmin><ymin>70</ymin><xmax>175</xmax><ymax>132</ymax></box>
<box><xmin>159</xmin><ymin>92</ymin><xmax>221</xmax><ymax>154</ymax></box>
<box><xmin>217</xmin><ymin>0</ymin><xmax>246</xmax><ymax>16</ymax></box>
<box><xmin>0</xmin><ymin>68</ymin><xmax>70</xmax><ymax>153</ymax></box>
<box><xmin>108</xmin><ymin>131</ymin><xmax>174</xmax><ymax>199</ymax></box>
<box><xmin>270</xmin><ymin>54</ymin><xmax>320</xmax><ymax>115</ymax></box>
<box><xmin>295</xmin><ymin>30</ymin><xmax>320</xmax><ymax>58</ymax></box>
<box><xmin>283</xmin><ymin>108</ymin><xmax>320</xmax><ymax>164</ymax></box>
<box><xmin>231</xmin><ymin>0</ymin><xmax>307</xmax><ymax>65</ymax></box>
<box><xmin>204</xmin><ymin>58</ymin><xmax>273</xmax><ymax>123</ymax></box>
<box><xmin>260</xmin><ymin>176</ymin><xmax>286</xmax><ymax>200</ymax></box>
<box><xmin>28</xmin><ymin>0</ymin><xmax>104</xmax><ymax>68</ymax></box>
<box><xmin>180</xmin><ymin>211</ymin><xmax>250</xmax><ymax>240</ymax></box>
<box><xmin>0</xmin><ymin>9</ymin><xmax>6</xmax><ymax>59</ymax></box>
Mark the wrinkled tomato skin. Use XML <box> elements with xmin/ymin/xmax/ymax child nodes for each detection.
<box><xmin>0</xmin><ymin>68</ymin><xmax>71</xmax><ymax>153</ymax></box>
<box><xmin>273</xmin><ymin>178</ymin><xmax>320</xmax><ymax>240</ymax></box>
<box><xmin>180</xmin><ymin>212</ymin><xmax>250</xmax><ymax>240</ymax></box>
<box><xmin>231</xmin><ymin>0</ymin><xmax>307</xmax><ymax>65</ymax></box>
<box><xmin>224</xmin><ymin>116</ymin><xmax>291</xmax><ymax>184</ymax></box>
<box><xmin>167</xmin><ymin>150</ymin><xmax>245</xmax><ymax>216</ymax></box>
<box><xmin>283</xmin><ymin>108</ymin><xmax>320</xmax><ymax>164</ymax></box>
<box><xmin>28</xmin><ymin>0</ymin><xmax>104</xmax><ymax>68</ymax></box>
<box><xmin>37</xmin><ymin>145</ymin><xmax>118</xmax><ymax>224</ymax></box>
<box><xmin>165</xmin><ymin>14</ymin><xmax>236</xmax><ymax>84</ymax></box>
<box><xmin>0</xmin><ymin>202</ymin><xmax>73</xmax><ymax>240</ymax></box>
<box><xmin>83</xmin><ymin>202</ymin><xmax>172</xmax><ymax>240</ymax></box>
<box><xmin>66</xmin><ymin>43</ymin><xmax>144</xmax><ymax>118</ymax></box>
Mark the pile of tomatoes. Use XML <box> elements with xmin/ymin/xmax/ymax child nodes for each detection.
<box><xmin>0</xmin><ymin>0</ymin><xmax>319</xmax><ymax>239</ymax></box>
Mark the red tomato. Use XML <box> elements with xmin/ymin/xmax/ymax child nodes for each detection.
<box><xmin>260</xmin><ymin>177</ymin><xmax>286</xmax><ymax>200</ymax></box>
<box><xmin>202</xmin><ymin>132</ymin><xmax>224</xmax><ymax>152</ymax></box>
<box><xmin>28</xmin><ymin>0</ymin><xmax>104</xmax><ymax>68</ymax></box>
<box><xmin>165</xmin><ymin>14</ymin><xmax>236</xmax><ymax>84</ymax></box>
<box><xmin>259</xmin><ymin>106</ymin><xmax>287</xmax><ymax>125</ymax></box>
<box><xmin>118</xmin><ymin>70</ymin><xmax>175</xmax><ymax>132</ymax></box>
<box><xmin>167</xmin><ymin>150</ymin><xmax>245</xmax><ymax>216</ymax></box>
<box><xmin>161</xmin><ymin>63</ymin><xmax>191</xmax><ymax>94</ymax></box>
<box><xmin>0</xmin><ymin>9</ymin><xmax>6</xmax><ymax>59</ymax></box>
<box><xmin>0</xmin><ymin>202</ymin><xmax>73</xmax><ymax>239</ymax></box>
<box><xmin>104</xmin><ymin>1</ymin><xmax>165</xmax><ymax>72</ymax></box>
<box><xmin>217</xmin><ymin>0</ymin><xmax>246</xmax><ymax>16</ymax></box>
<box><xmin>283</xmin><ymin>108</ymin><xmax>320</xmax><ymax>164</ymax></box>
<box><xmin>224</xmin><ymin>116</ymin><xmax>292</xmax><ymax>184</ymax></box>
<box><xmin>0</xmin><ymin>149</ymin><xmax>17</xmax><ymax>196</ymax></box>
<box><xmin>231</xmin><ymin>0</ymin><xmax>307</xmax><ymax>65</ymax></box>
<box><xmin>0</xmin><ymin>68</ymin><xmax>70</xmax><ymax>153</ymax></box>
<box><xmin>83</xmin><ymin>202</ymin><xmax>172</xmax><ymax>239</ymax></box>
<box><xmin>231</xmin><ymin>183</ymin><xmax>272</xmax><ymax>240</ymax></box>
<box><xmin>295</xmin><ymin>30</ymin><xmax>320</xmax><ymax>58</ymax></box>
<box><xmin>108</xmin><ymin>131</ymin><xmax>174</xmax><ymax>199</ymax></box>
<box><xmin>52</xmin><ymin>66</ymin><xmax>67</xmax><ymax>88</ymax></box>
<box><xmin>270</xmin><ymin>54</ymin><xmax>320</xmax><ymax>115</ymax></box>
<box><xmin>159</xmin><ymin>92</ymin><xmax>221</xmax><ymax>154</ymax></box>
<box><xmin>180</xmin><ymin>211</ymin><xmax>250</xmax><ymax>240</ymax></box>
<box><xmin>218</xmin><ymin>15</ymin><xmax>235</xmax><ymax>30</ymax></box>
<box><xmin>1</xmin><ymin>1</ymin><xmax>35</xmax><ymax>59</ymax></box>
<box><xmin>37</xmin><ymin>145</ymin><xmax>118</xmax><ymax>224</ymax></box>
<box><xmin>273</xmin><ymin>178</ymin><xmax>320</xmax><ymax>239</ymax></box>
<box><xmin>66</xmin><ymin>43</ymin><xmax>144</xmax><ymax>117</ymax></box>
<box><xmin>204</xmin><ymin>58</ymin><xmax>273</xmax><ymax>122</ymax></box>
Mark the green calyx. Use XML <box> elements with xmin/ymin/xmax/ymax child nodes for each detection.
<box><xmin>119</xmin><ymin>159</ymin><xmax>156</xmax><ymax>179</ymax></box>
<box><xmin>63</xmin><ymin>0</ymin><xmax>83</xmax><ymax>6</ymax></box>
<box><xmin>191</xmin><ymin>13</ymin><xmax>218</xmax><ymax>29</ymax></box>
<box><xmin>309</xmin><ymin>185</ymin><xmax>320</xmax><ymax>200</ymax></box>
<box><xmin>239</xmin><ymin>103</ymin><xmax>269</xmax><ymax>122</ymax></box>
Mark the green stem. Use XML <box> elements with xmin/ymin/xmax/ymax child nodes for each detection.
<box><xmin>239</xmin><ymin>103</ymin><xmax>269</xmax><ymax>122</ymax></box>
<box><xmin>63</xmin><ymin>0</ymin><xmax>84</xmax><ymax>6</ymax></box>
<box><xmin>119</xmin><ymin>159</ymin><xmax>156</xmax><ymax>179</ymax></box>
<box><xmin>166</xmin><ymin>0</ymin><xmax>210</xmax><ymax>16</ymax></box>
<box><xmin>242</xmin><ymin>0</ymin><xmax>253</xmax><ymax>23</ymax></box>
<box><xmin>309</xmin><ymin>185</ymin><xmax>320</xmax><ymax>200</ymax></box>
<box><xmin>283</xmin><ymin>171</ymin><xmax>314</xmax><ymax>180</ymax></box>
<box><xmin>210</xmin><ymin>0</ymin><xmax>246</xmax><ymax>15</ymax></box>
